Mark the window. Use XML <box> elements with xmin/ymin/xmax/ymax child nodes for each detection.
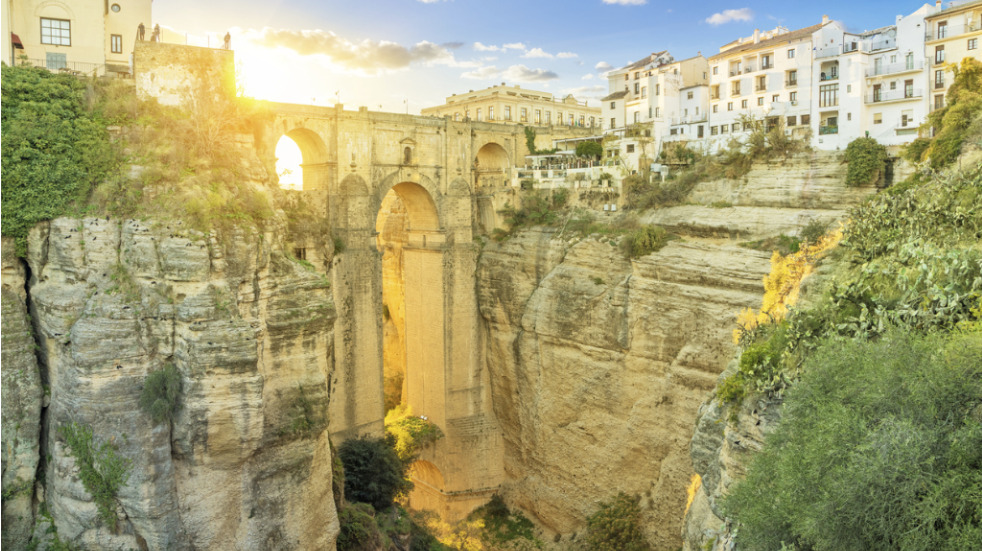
<box><xmin>520</xmin><ymin>107</ymin><xmax>527</xmax><ymax>122</ymax></box>
<box><xmin>610</xmin><ymin>118</ymin><xmax>616</xmax><ymax>128</ymax></box>
<box><xmin>535</xmin><ymin>109</ymin><xmax>541</xmax><ymax>124</ymax></box>
<box><xmin>721</xmin><ymin>125</ymin><xmax>728</xmax><ymax>134</ymax></box>
<box><xmin>454</xmin><ymin>112</ymin><xmax>461</xmax><ymax>121</ymax></box>
<box><xmin>648</xmin><ymin>107</ymin><xmax>652</xmax><ymax>118</ymax></box>
<box><xmin>732</xmin><ymin>82</ymin><xmax>741</xmax><ymax>96</ymax></box>
<box><xmin>873</xmin><ymin>113</ymin><xmax>883</xmax><ymax>124</ymax></box>
<box><xmin>45</xmin><ymin>52</ymin><xmax>66</xmax><ymax>70</ymax></box>
<box><xmin>772</xmin><ymin>94</ymin><xmax>779</xmax><ymax>102</ymax></box>
<box><xmin>904</xmin><ymin>80</ymin><xmax>914</xmax><ymax>98</ymax></box>
<box><xmin>568</xmin><ymin>113</ymin><xmax>573</xmax><ymax>126</ymax></box>
<box><xmin>789</xmin><ymin>91</ymin><xmax>798</xmax><ymax>103</ymax></box>
<box><xmin>787</xmin><ymin>70</ymin><xmax>797</xmax><ymax>86</ymax></box>
<box><xmin>935</xmin><ymin>95</ymin><xmax>944</xmax><ymax>110</ymax></box>
<box><xmin>819</xmin><ymin>83</ymin><xmax>838</xmax><ymax>108</ymax></box>
<box><xmin>403</xmin><ymin>147</ymin><xmax>412</xmax><ymax>164</ymax></box>
<box><xmin>634</xmin><ymin>71</ymin><xmax>639</xmax><ymax>79</ymax></box>
<box><xmin>711</xmin><ymin>126</ymin><xmax>719</xmax><ymax>136</ymax></box>
<box><xmin>712</xmin><ymin>104</ymin><xmax>718</xmax><ymax>113</ymax></box>
<box><xmin>476</xmin><ymin>108</ymin><xmax>482</xmax><ymax>121</ymax></box>
<box><xmin>889</xmin><ymin>82</ymin><xmax>896</xmax><ymax>90</ymax></box>
<box><xmin>465</xmin><ymin>109</ymin><xmax>470</xmax><ymax>119</ymax></box>
<box><xmin>634</xmin><ymin>83</ymin><xmax>640</xmax><ymax>94</ymax></box>
<box><xmin>698</xmin><ymin>125</ymin><xmax>705</xmax><ymax>138</ymax></box>
<box><xmin>712</xmin><ymin>66</ymin><xmax>719</xmax><ymax>75</ymax></box>
<box><xmin>873</xmin><ymin>83</ymin><xmax>882</xmax><ymax>102</ymax></box>
<box><xmin>901</xmin><ymin>112</ymin><xmax>911</xmax><ymax>127</ymax></box>
<box><xmin>504</xmin><ymin>106</ymin><xmax>511</xmax><ymax>121</ymax></box>
<box><xmin>684</xmin><ymin>108</ymin><xmax>688</xmax><ymax>116</ymax></box>
<box><xmin>741</xmin><ymin>99</ymin><xmax>748</xmax><ymax>108</ymax></box>
<box><xmin>687</xmin><ymin>91</ymin><xmax>694</xmax><ymax>100</ymax></box>
<box><xmin>847</xmin><ymin>112</ymin><xmax>852</xmax><ymax>121</ymax></box>
<box><xmin>935</xmin><ymin>45</ymin><xmax>945</xmax><ymax>64</ymax></box>
<box><xmin>938</xmin><ymin>21</ymin><xmax>948</xmax><ymax>39</ymax></box>
<box><xmin>41</xmin><ymin>18</ymin><xmax>71</xmax><ymax>46</ymax></box>
<box><xmin>655</xmin><ymin>84</ymin><xmax>661</xmax><ymax>96</ymax></box>
<box><xmin>787</xmin><ymin>48</ymin><xmax>795</xmax><ymax>58</ymax></box>
<box><xmin>727</xmin><ymin>102</ymin><xmax>733</xmax><ymax>111</ymax></box>
<box><xmin>111</xmin><ymin>34</ymin><xmax>123</xmax><ymax>54</ymax></box>
<box><xmin>669</xmin><ymin>128</ymin><xmax>678</xmax><ymax>136</ymax></box>
<box><xmin>489</xmin><ymin>106</ymin><xmax>494</xmax><ymax>120</ymax></box>
<box><xmin>787</xmin><ymin>115</ymin><xmax>797</xmax><ymax>126</ymax></box>
<box><xmin>626</xmin><ymin>144</ymin><xmax>635</xmax><ymax>153</ymax></box>
<box><xmin>761</xmin><ymin>54</ymin><xmax>772</xmax><ymax>69</ymax></box>
<box><xmin>732</xmin><ymin>123</ymin><xmax>740</xmax><ymax>132</ymax></box>
<box><xmin>758</xmin><ymin>97</ymin><xmax>764</xmax><ymax>106</ymax></box>
<box><xmin>579</xmin><ymin>115</ymin><xmax>584</xmax><ymax>127</ymax></box>
<box><xmin>589</xmin><ymin>117</ymin><xmax>595</xmax><ymax>127</ymax></box>
<box><xmin>801</xmin><ymin>114</ymin><xmax>810</xmax><ymax>125</ymax></box>
<box><xmin>557</xmin><ymin>111</ymin><xmax>563</xmax><ymax>124</ymax></box>
<box><xmin>890</xmin><ymin>55</ymin><xmax>897</xmax><ymax>64</ymax></box>
<box><xmin>634</xmin><ymin>112</ymin><xmax>640</xmax><ymax>123</ymax></box>
<box><xmin>655</xmin><ymin>107</ymin><xmax>661</xmax><ymax>117</ymax></box>
<box><xmin>641</xmin><ymin>86</ymin><xmax>647</xmax><ymax>98</ymax></box>
<box><xmin>936</xmin><ymin>70</ymin><xmax>945</xmax><ymax>89</ymax></box>
<box><xmin>970</xmin><ymin>38</ymin><xmax>978</xmax><ymax>50</ymax></box>
<box><xmin>906</xmin><ymin>53</ymin><xmax>914</xmax><ymax>70</ymax></box>
<box><xmin>610</xmin><ymin>101</ymin><xmax>616</xmax><ymax>109</ymax></box>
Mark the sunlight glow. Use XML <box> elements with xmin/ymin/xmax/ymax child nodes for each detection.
<box><xmin>275</xmin><ymin>136</ymin><xmax>303</xmax><ymax>190</ymax></box>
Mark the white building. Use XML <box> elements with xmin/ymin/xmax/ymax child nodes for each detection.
<box><xmin>707</xmin><ymin>20</ymin><xmax>835</xmax><ymax>152</ymax></box>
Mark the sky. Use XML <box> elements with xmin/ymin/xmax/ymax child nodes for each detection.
<box><xmin>153</xmin><ymin>0</ymin><xmax>946</xmax><ymax>114</ymax></box>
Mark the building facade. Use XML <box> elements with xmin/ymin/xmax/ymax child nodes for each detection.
<box><xmin>924</xmin><ymin>0</ymin><xmax>982</xmax><ymax>112</ymax></box>
<box><xmin>421</xmin><ymin>83</ymin><xmax>601</xmax><ymax>129</ymax></box>
<box><xmin>3</xmin><ymin>0</ymin><xmax>152</xmax><ymax>75</ymax></box>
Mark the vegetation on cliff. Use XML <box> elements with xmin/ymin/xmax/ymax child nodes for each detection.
<box><xmin>718</xmin><ymin>60</ymin><xmax>982</xmax><ymax>550</ymax></box>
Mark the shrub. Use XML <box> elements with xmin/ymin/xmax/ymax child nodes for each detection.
<box><xmin>575</xmin><ymin>141</ymin><xmax>603</xmax><ymax>159</ymax></box>
<box><xmin>58</xmin><ymin>422</ymin><xmax>131</xmax><ymax>530</ymax></box>
<box><xmin>469</xmin><ymin>495</ymin><xmax>541</xmax><ymax>548</ymax></box>
<box><xmin>725</xmin><ymin>329</ymin><xmax>982</xmax><ymax>551</ymax></box>
<box><xmin>337</xmin><ymin>436</ymin><xmax>412</xmax><ymax>511</ymax></box>
<box><xmin>384</xmin><ymin>405</ymin><xmax>444</xmax><ymax>462</ymax></box>
<box><xmin>337</xmin><ymin>502</ymin><xmax>384</xmax><ymax>551</ymax></box>
<box><xmin>844</xmin><ymin>137</ymin><xmax>888</xmax><ymax>187</ymax></box>
<box><xmin>1</xmin><ymin>65</ymin><xmax>117</xmax><ymax>254</ymax></box>
<box><xmin>903</xmin><ymin>137</ymin><xmax>931</xmax><ymax>164</ymax></box>
<box><xmin>621</xmin><ymin>225</ymin><xmax>674</xmax><ymax>258</ymax></box>
<box><xmin>586</xmin><ymin>493</ymin><xmax>651</xmax><ymax>551</ymax></box>
<box><xmin>138</xmin><ymin>364</ymin><xmax>182</xmax><ymax>423</ymax></box>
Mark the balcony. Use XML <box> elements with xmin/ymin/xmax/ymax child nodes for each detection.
<box><xmin>935</xmin><ymin>80</ymin><xmax>946</xmax><ymax>89</ymax></box>
<box><xmin>785</xmin><ymin>79</ymin><xmax>798</xmax><ymax>87</ymax></box>
<box><xmin>755</xmin><ymin>83</ymin><xmax>767</xmax><ymax>92</ymax></box>
<box><xmin>819</xmin><ymin>126</ymin><xmax>839</xmax><ymax>135</ymax></box>
<box><xmin>820</xmin><ymin>73</ymin><xmax>839</xmax><ymax>82</ymax></box>
<box><xmin>18</xmin><ymin>58</ymin><xmax>112</xmax><ymax>77</ymax></box>
<box><xmin>866</xmin><ymin>89</ymin><xmax>923</xmax><ymax>104</ymax></box>
<box><xmin>866</xmin><ymin>60</ymin><xmax>925</xmax><ymax>78</ymax></box>
<box><xmin>926</xmin><ymin>21</ymin><xmax>982</xmax><ymax>41</ymax></box>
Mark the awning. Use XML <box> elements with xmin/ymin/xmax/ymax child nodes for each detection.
<box><xmin>11</xmin><ymin>33</ymin><xmax>24</xmax><ymax>49</ymax></box>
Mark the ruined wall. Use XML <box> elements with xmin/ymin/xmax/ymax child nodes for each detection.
<box><xmin>134</xmin><ymin>41</ymin><xmax>235</xmax><ymax>107</ymax></box>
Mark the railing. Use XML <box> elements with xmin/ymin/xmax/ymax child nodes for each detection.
<box><xmin>731</xmin><ymin>89</ymin><xmax>742</xmax><ymax>97</ymax></box>
<box><xmin>785</xmin><ymin>79</ymin><xmax>798</xmax><ymax>87</ymax></box>
<box><xmin>935</xmin><ymin>80</ymin><xmax>946</xmax><ymax>89</ymax></box>
<box><xmin>819</xmin><ymin>125</ymin><xmax>838</xmax><ymax>135</ymax></box>
<box><xmin>815</xmin><ymin>45</ymin><xmax>841</xmax><ymax>59</ymax></box>
<box><xmin>820</xmin><ymin>73</ymin><xmax>839</xmax><ymax>81</ymax></box>
<box><xmin>866</xmin><ymin>60</ymin><xmax>924</xmax><ymax>78</ymax></box>
<box><xmin>18</xmin><ymin>58</ymin><xmax>110</xmax><ymax>76</ymax></box>
<box><xmin>865</xmin><ymin>89</ymin><xmax>923</xmax><ymax>104</ymax></box>
<box><xmin>755</xmin><ymin>84</ymin><xmax>767</xmax><ymax>92</ymax></box>
<box><xmin>926</xmin><ymin>22</ymin><xmax>981</xmax><ymax>41</ymax></box>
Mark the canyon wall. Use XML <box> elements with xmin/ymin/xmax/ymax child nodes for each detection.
<box><xmin>3</xmin><ymin>214</ymin><xmax>340</xmax><ymax>550</ymax></box>
<box><xmin>477</xmin><ymin>151</ymin><xmax>880</xmax><ymax>549</ymax></box>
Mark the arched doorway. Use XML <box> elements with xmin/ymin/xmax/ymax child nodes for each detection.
<box><xmin>375</xmin><ymin>182</ymin><xmax>444</xmax><ymax>423</ymax></box>
<box><xmin>274</xmin><ymin>127</ymin><xmax>330</xmax><ymax>191</ymax></box>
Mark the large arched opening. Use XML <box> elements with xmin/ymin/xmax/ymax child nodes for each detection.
<box><xmin>274</xmin><ymin>128</ymin><xmax>330</xmax><ymax>191</ymax></box>
<box><xmin>375</xmin><ymin>182</ymin><xmax>443</xmax><ymax>419</ymax></box>
<box><xmin>475</xmin><ymin>142</ymin><xmax>510</xmax><ymax>189</ymax></box>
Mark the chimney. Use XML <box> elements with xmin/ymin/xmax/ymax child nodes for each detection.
<box><xmin>753</xmin><ymin>29</ymin><xmax>761</xmax><ymax>43</ymax></box>
<box><xmin>935</xmin><ymin>0</ymin><xmax>941</xmax><ymax>6</ymax></box>
<box><xmin>822</xmin><ymin>14</ymin><xmax>830</xmax><ymax>25</ymax></box>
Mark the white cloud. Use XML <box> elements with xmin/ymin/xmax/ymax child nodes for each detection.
<box><xmin>706</xmin><ymin>8</ymin><xmax>753</xmax><ymax>25</ymax></box>
<box><xmin>523</xmin><ymin>47</ymin><xmax>553</xmax><ymax>59</ymax></box>
<box><xmin>503</xmin><ymin>64</ymin><xmax>559</xmax><ymax>82</ymax></box>
<box><xmin>250</xmin><ymin>28</ymin><xmax>466</xmax><ymax>71</ymax></box>
<box><xmin>594</xmin><ymin>61</ymin><xmax>613</xmax><ymax>72</ymax></box>
<box><xmin>557</xmin><ymin>52</ymin><xmax>578</xmax><ymax>59</ymax></box>
<box><xmin>603</xmin><ymin>0</ymin><xmax>647</xmax><ymax>5</ymax></box>
<box><xmin>503</xmin><ymin>42</ymin><xmax>526</xmax><ymax>50</ymax></box>
<box><xmin>462</xmin><ymin>66</ymin><xmax>500</xmax><ymax>80</ymax></box>
<box><xmin>581</xmin><ymin>73</ymin><xmax>595</xmax><ymax>80</ymax></box>
<box><xmin>474</xmin><ymin>42</ymin><xmax>500</xmax><ymax>52</ymax></box>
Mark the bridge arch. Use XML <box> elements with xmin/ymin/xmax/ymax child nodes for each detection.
<box><xmin>475</xmin><ymin>142</ymin><xmax>511</xmax><ymax>189</ymax></box>
<box><xmin>275</xmin><ymin>126</ymin><xmax>331</xmax><ymax>191</ymax></box>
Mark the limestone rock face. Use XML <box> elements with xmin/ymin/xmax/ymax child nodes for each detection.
<box><xmin>25</xmin><ymin>217</ymin><xmax>339</xmax><ymax>550</ymax></box>
<box><xmin>1</xmin><ymin>238</ymin><xmax>44</xmax><ymax>549</ymax></box>
<box><xmin>478</xmin><ymin>231</ymin><xmax>772</xmax><ymax>549</ymax></box>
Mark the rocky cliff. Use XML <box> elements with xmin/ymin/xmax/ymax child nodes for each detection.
<box><xmin>3</xmin><ymin>215</ymin><xmax>340</xmax><ymax>549</ymax></box>
<box><xmin>476</xmin><ymin>151</ymin><xmax>881</xmax><ymax>549</ymax></box>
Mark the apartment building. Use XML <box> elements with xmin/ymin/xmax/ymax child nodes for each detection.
<box><xmin>924</xmin><ymin>0</ymin><xmax>982</xmax><ymax>112</ymax></box>
<box><xmin>707</xmin><ymin>20</ymin><xmax>836</xmax><ymax>152</ymax></box>
<box><xmin>421</xmin><ymin>83</ymin><xmax>600</xmax><ymax>128</ymax></box>
<box><xmin>3</xmin><ymin>0</ymin><xmax>152</xmax><ymax>75</ymax></box>
<box><xmin>812</xmin><ymin>4</ymin><xmax>934</xmax><ymax>149</ymax></box>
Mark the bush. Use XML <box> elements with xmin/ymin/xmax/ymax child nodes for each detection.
<box><xmin>138</xmin><ymin>364</ymin><xmax>182</xmax><ymax>423</ymax></box>
<box><xmin>586</xmin><ymin>493</ymin><xmax>651</xmax><ymax>551</ymax></box>
<box><xmin>1</xmin><ymin>65</ymin><xmax>117</xmax><ymax>254</ymax></box>
<box><xmin>621</xmin><ymin>225</ymin><xmax>674</xmax><ymax>258</ymax></box>
<box><xmin>726</xmin><ymin>329</ymin><xmax>982</xmax><ymax>551</ymax></box>
<box><xmin>575</xmin><ymin>141</ymin><xmax>603</xmax><ymax>159</ymax></box>
<box><xmin>337</xmin><ymin>502</ymin><xmax>384</xmax><ymax>551</ymax></box>
<box><xmin>385</xmin><ymin>405</ymin><xmax>444</xmax><ymax>462</ymax></box>
<box><xmin>469</xmin><ymin>494</ymin><xmax>541</xmax><ymax>548</ymax></box>
<box><xmin>337</xmin><ymin>436</ymin><xmax>412</xmax><ymax>511</ymax></box>
<box><xmin>58</xmin><ymin>422</ymin><xmax>131</xmax><ymax>530</ymax></box>
<box><xmin>844</xmin><ymin>137</ymin><xmax>888</xmax><ymax>187</ymax></box>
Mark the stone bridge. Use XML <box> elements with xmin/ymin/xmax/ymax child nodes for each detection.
<box><xmin>259</xmin><ymin>103</ymin><xmax>590</xmax><ymax>516</ymax></box>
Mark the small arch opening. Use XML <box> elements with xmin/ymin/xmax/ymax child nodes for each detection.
<box><xmin>275</xmin><ymin>135</ymin><xmax>303</xmax><ymax>190</ymax></box>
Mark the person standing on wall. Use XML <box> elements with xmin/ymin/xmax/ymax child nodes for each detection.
<box><xmin>223</xmin><ymin>32</ymin><xmax>231</xmax><ymax>49</ymax></box>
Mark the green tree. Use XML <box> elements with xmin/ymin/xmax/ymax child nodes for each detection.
<box><xmin>843</xmin><ymin>137</ymin><xmax>888</xmax><ymax>187</ymax></box>
<box><xmin>575</xmin><ymin>141</ymin><xmax>603</xmax><ymax>159</ymax></box>
<box><xmin>337</xmin><ymin>436</ymin><xmax>413</xmax><ymax>511</ymax></box>
<box><xmin>586</xmin><ymin>493</ymin><xmax>651</xmax><ymax>551</ymax></box>
<box><xmin>139</xmin><ymin>364</ymin><xmax>182</xmax><ymax>423</ymax></box>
